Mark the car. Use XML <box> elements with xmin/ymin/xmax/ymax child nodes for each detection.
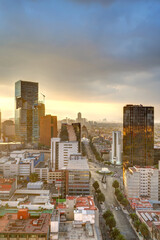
<box><xmin>115</xmin><ymin>207</ymin><xmax>118</xmax><ymax>211</ymax></box>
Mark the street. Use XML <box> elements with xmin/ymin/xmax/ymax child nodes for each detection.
<box><xmin>89</xmin><ymin>161</ymin><xmax>138</xmax><ymax>240</ymax></box>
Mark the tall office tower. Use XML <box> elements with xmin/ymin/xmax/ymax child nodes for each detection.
<box><xmin>15</xmin><ymin>80</ymin><xmax>38</xmax><ymax>143</ymax></box>
<box><xmin>32</xmin><ymin>102</ymin><xmax>45</xmax><ymax>144</ymax></box>
<box><xmin>123</xmin><ymin>104</ymin><xmax>154</xmax><ymax>167</ymax></box>
<box><xmin>51</xmin><ymin>138</ymin><xmax>78</xmax><ymax>170</ymax></box>
<box><xmin>40</xmin><ymin>115</ymin><xmax>57</xmax><ymax>147</ymax></box>
<box><xmin>111</xmin><ymin>131</ymin><xmax>121</xmax><ymax>165</ymax></box>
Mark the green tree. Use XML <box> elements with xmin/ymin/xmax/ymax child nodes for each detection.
<box><xmin>130</xmin><ymin>213</ymin><xmax>138</xmax><ymax>222</ymax></box>
<box><xmin>111</xmin><ymin>228</ymin><xmax>120</xmax><ymax>239</ymax></box>
<box><xmin>121</xmin><ymin>198</ymin><xmax>129</xmax><ymax>207</ymax></box>
<box><xmin>96</xmin><ymin>188</ymin><xmax>101</xmax><ymax>194</ymax></box>
<box><xmin>112</xmin><ymin>180</ymin><xmax>119</xmax><ymax>189</ymax></box>
<box><xmin>97</xmin><ymin>192</ymin><xmax>105</xmax><ymax>203</ymax></box>
<box><xmin>117</xmin><ymin>193</ymin><xmax>123</xmax><ymax>202</ymax></box>
<box><xmin>140</xmin><ymin>223</ymin><xmax>149</xmax><ymax>239</ymax></box>
<box><xmin>107</xmin><ymin>216</ymin><xmax>116</xmax><ymax>230</ymax></box>
<box><xmin>93</xmin><ymin>181</ymin><xmax>99</xmax><ymax>191</ymax></box>
<box><xmin>103</xmin><ymin>210</ymin><xmax>113</xmax><ymax>220</ymax></box>
<box><xmin>115</xmin><ymin>188</ymin><xmax>120</xmax><ymax>196</ymax></box>
<box><xmin>29</xmin><ymin>173</ymin><xmax>38</xmax><ymax>182</ymax></box>
<box><xmin>116</xmin><ymin>234</ymin><xmax>126</xmax><ymax>240</ymax></box>
<box><xmin>134</xmin><ymin>220</ymin><xmax>141</xmax><ymax>232</ymax></box>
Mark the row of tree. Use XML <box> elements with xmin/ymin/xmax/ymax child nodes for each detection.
<box><xmin>112</xmin><ymin>180</ymin><xmax>129</xmax><ymax>207</ymax></box>
<box><xmin>130</xmin><ymin>213</ymin><xmax>149</xmax><ymax>239</ymax></box>
<box><xmin>89</xmin><ymin>137</ymin><xmax>103</xmax><ymax>162</ymax></box>
<box><xmin>92</xmin><ymin>181</ymin><xmax>105</xmax><ymax>203</ymax></box>
<box><xmin>112</xmin><ymin>180</ymin><xmax>150</xmax><ymax>239</ymax></box>
<box><xmin>103</xmin><ymin>210</ymin><xmax>126</xmax><ymax>240</ymax></box>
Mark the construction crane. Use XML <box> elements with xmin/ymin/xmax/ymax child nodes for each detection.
<box><xmin>41</xmin><ymin>93</ymin><xmax>45</xmax><ymax>104</ymax></box>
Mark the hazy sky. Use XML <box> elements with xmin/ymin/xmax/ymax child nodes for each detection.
<box><xmin>1</xmin><ymin>0</ymin><xmax>160</xmax><ymax>122</ymax></box>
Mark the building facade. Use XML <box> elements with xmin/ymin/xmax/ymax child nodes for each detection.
<box><xmin>123</xmin><ymin>104</ymin><xmax>154</xmax><ymax>167</ymax></box>
<box><xmin>66</xmin><ymin>156</ymin><xmax>90</xmax><ymax>196</ymax></box>
<box><xmin>15</xmin><ymin>80</ymin><xmax>38</xmax><ymax>143</ymax></box>
<box><xmin>111</xmin><ymin>131</ymin><xmax>121</xmax><ymax>165</ymax></box>
<box><xmin>51</xmin><ymin>138</ymin><xmax>78</xmax><ymax>170</ymax></box>
<box><xmin>124</xmin><ymin>166</ymin><xmax>159</xmax><ymax>200</ymax></box>
<box><xmin>40</xmin><ymin>115</ymin><xmax>57</xmax><ymax>147</ymax></box>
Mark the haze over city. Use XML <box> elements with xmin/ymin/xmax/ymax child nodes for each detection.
<box><xmin>1</xmin><ymin>0</ymin><xmax>160</xmax><ymax>121</ymax></box>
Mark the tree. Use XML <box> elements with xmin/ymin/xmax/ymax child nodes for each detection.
<box><xmin>112</xmin><ymin>180</ymin><xmax>119</xmax><ymax>189</ymax></box>
<box><xmin>134</xmin><ymin>220</ymin><xmax>141</xmax><ymax>232</ymax></box>
<box><xmin>121</xmin><ymin>198</ymin><xmax>129</xmax><ymax>207</ymax></box>
<box><xmin>116</xmin><ymin>234</ymin><xmax>126</xmax><ymax>240</ymax></box>
<box><xmin>107</xmin><ymin>216</ymin><xmax>116</xmax><ymax>230</ymax></box>
<box><xmin>115</xmin><ymin>188</ymin><xmax>120</xmax><ymax>196</ymax></box>
<box><xmin>97</xmin><ymin>192</ymin><xmax>105</xmax><ymax>203</ymax></box>
<box><xmin>96</xmin><ymin>188</ymin><xmax>101</xmax><ymax>194</ymax></box>
<box><xmin>111</xmin><ymin>228</ymin><xmax>120</xmax><ymax>239</ymax></box>
<box><xmin>93</xmin><ymin>181</ymin><xmax>99</xmax><ymax>191</ymax></box>
<box><xmin>130</xmin><ymin>213</ymin><xmax>138</xmax><ymax>222</ymax></box>
<box><xmin>29</xmin><ymin>173</ymin><xmax>38</xmax><ymax>182</ymax></box>
<box><xmin>140</xmin><ymin>223</ymin><xmax>149</xmax><ymax>239</ymax></box>
<box><xmin>103</xmin><ymin>210</ymin><xmax>113</xmax><ymax>220</ymax></box>
<box><xmin>117</xmin><ymin>193</ymin><xmax>123</xmax><ymax>202</ymax></box>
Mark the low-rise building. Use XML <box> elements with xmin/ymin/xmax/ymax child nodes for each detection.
<box><xmin>0</xmin><ymin>178</ymin><xmax>16</xmax><ymax>200</ymax></box>
<box><xmin>0</xmin><ymin>209</ymin><xmax>51</xmax><ymax>240</ymax></box>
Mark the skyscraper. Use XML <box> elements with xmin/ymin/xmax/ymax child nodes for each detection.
<box><xmin>123</xmin><ymin>104</ymin><xmax>154</xmax><ymax>167</ymax></box>
<box><xmin>15</xmin><ymin>80</ymin><xmax>38</xmax><ymax>143</ymax></box>
<box><xmin>32</xmin><ymin>102</ymin><xmax>45</xmax><ymax>144</ymax></box>
<box><xmin>111</xmin><ymin>131</ymin><xmax>122</xmax><ymax>165</ymax></box>
<box><xmin>40</xmin><ymin>115</ymin><xmax>57</xmax><ymax>147</ymax></box>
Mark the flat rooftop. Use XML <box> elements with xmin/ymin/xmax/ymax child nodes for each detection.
<box><xmin>59</xmin><ymin>222</ymin><xmax>98</xmax><ymax>240</ymax></box>
<box><xmin>0</xmin><ymin>213</ymin><xmax>51</xmax><ymax>234</ymax></box>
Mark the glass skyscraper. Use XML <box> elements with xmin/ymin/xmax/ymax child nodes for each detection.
<box><xmin>15</xmin><ymin>80</ymin><xmax>38</xmax><ymax>143</ymax></box>
<box><xmin>123</xmin><ymin>104</ymin><xmax>154</xmax><ymax>167</ymax></box>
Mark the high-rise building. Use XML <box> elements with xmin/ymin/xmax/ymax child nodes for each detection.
<box><xmin>72</xmin><ymin>123</ymin><xmax>81</xmax><ymax>152</ymax></box>
<box><xmin>123</xmin><ymin>104</ymin><xmax>154</xmax><ymax>167</ymax></box>
<box><xmin>124</xmin><ymin>166</ymin><xmax>159</xmax><ymax>201</ymax></box>
<box><xmin>51</xmin><ymin>138</ymin><xmax>78</xmax><ymax>170</ymax></box>
<box><xmin>66</xmin><ymin>155</ymin><xmax>90</xmax><ymax>196</ymax></box>
<box><xmin>111</xmin><ymin>131</ymin><xmax>121</xmax><ymax>165</ymax></box>
<box><xmin>40</xmin><ymin>115</ymin><xmax>57</xmax><ymax>147</ymax></box>
<box><xmin>15</xmin><ymin>80</ymin><xmax>38</xmax><ymax>143</ymax></box>
<box><xmin>32</xmin><ymin>102</ymin><xmax>45</xmax><ymax>144</ymax></box>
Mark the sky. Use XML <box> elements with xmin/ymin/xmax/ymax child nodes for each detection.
<box><xmin>0</xmin><ymin>0</ymin><xmax>160</xmax><ymax>122</ymax></box>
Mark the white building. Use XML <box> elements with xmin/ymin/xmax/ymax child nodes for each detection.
<box><xmin>51</xmin><ymin>138</ymin><xmax>78</xmax><ymax>170</ymax></box>
<box><xmin>124</xmin><ymin>166</ymin><xmax>159</xmax><ymax>201</ymax></box>
<box><xmin>111</xmin><ymin>131</ymin><xmax>121</xmax><ymax>165</ymax></box>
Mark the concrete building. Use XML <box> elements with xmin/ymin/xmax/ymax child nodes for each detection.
<box><xmin>51</xmin><ymin>138</ymin><xmax>78</xmax><ymax>170</ymax></box>
<box><xmin>111</xmin><ymin>131</ymin><xmax>121</xmax><ymax>165</ymax></box>
<box><xmin>123</xmin><ymin>104</ymin><xmax>154</xmax><ymax>167</ymax></box>
<box><xmin>0</xmin><ymin>210</ymin><xmax>51</xmax><ymax>240</ymax></box>
<box><xmin>40</xmin><ymin>115</ymin><xmax>57</xmax><ymax>147</ymax></box>
<box><xmin>0</xmin><ymin>178</ymin><xmax>17</xmax><ymax>200</ymax></box>
<box><xmin>66</xmin><ymin>156</ymin><xmax>90</xmax><ymax>196</ymax></box>
<box><xmin>2</xmin><ymin>120</ymin><xmax>15</xmax><ymax>142</ymax></box>
<box><xmin>15</xmin><ymin>80</ymin><xmax>38</xmax><ymax>143</ymax></box>
<box><xmin>124</xmin><ymin>166</ymin><xmax>159</xmax><ymax>200</ymax></box>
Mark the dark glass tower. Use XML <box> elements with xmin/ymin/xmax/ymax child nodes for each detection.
<box><xmin>15</xmin><ymin>80</ymin><xmax>38</xmax><ymax>143</ymax></box>
<box><xmin>123</xmin><ymin>104</ymin><xmax>154</xmax><ymax>167</ymax></box>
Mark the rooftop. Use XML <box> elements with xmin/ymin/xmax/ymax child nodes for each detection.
<box><xmin>67</xmin><ymin>159</ymin><xmax>89</xmax><ymax>170</ymax></box>
<box><xmin>0</xmin><ymin>212</ymin><xmax>51</xmax><ymax>234</ymax></box>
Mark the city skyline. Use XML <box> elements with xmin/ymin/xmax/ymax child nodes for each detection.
<box><xmin>1</xmin><ymin>0</ymin><xmax>160</xmax><ymax>121</ymax></box>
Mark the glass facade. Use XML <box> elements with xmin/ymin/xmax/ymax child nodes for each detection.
<box><xmin>15</xmin><ymin>80</ymin><xmax>38</xmax><ymax>143</ymax></box>
<box><xmin>123</xmin><ymin>104</ymin><xmax>154</xmax><ymax>167</ymax></box>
